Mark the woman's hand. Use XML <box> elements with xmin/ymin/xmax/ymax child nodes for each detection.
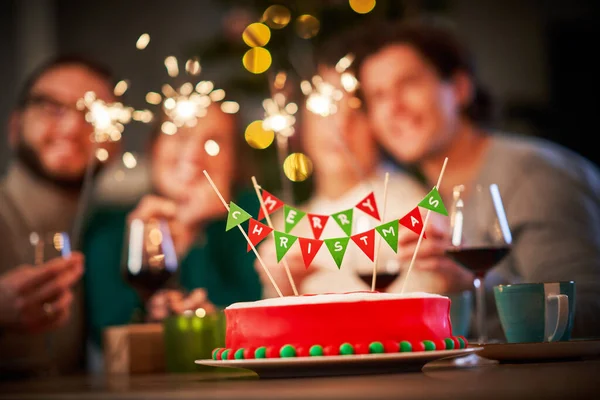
<box><xmin>146</xmin><ymin>288</ymin><xmax>216</xmax><ymax>321</ymax></box>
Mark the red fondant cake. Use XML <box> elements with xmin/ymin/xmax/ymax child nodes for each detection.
<box><xmin>212</xmin><ymin>292</ymin><xmax>467</xmax><ymax>360</ymax></box>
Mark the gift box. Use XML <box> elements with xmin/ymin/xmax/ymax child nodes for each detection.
<box><xmin>103</xmin><ymin>323</ymin><xmax>165</xmax><ymax>374</ymax></box>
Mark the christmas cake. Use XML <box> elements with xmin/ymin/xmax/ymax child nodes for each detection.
<box><xmin>212</xmin><ymin>291</ymin><xmax>467</xmax><ymax>360</ymax></box>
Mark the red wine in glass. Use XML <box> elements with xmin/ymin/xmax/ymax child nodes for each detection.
<box><xmin>358</xmin><ymin>272</ymin><xmax>400</xmax><ymax>292</ymax></box>
<box><xmin>445</xmin><ymin>245</ymin><xmax>511</xmax><ymax>278</ymax></box>
<box><xmin>447</xmin><ymin>183</ymin><xmax>512</xmax><ymax>344</ymax></box>
<box><xmin>123</xmin><ymin>266</ymin><xmax>176</xmax><ymax>303</ymax></box>
<box><xmin>122</xmin><ymin>218</ymin><xmax>178</xmax><ymax>305</ymax></box>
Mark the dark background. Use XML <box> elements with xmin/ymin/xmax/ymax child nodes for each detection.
<box><xmin>1</xmin><ymin>0</ymin><xmax>598</xmax><ymax>194</ymax></box>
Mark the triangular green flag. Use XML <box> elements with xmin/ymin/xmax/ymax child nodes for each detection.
<box><xmin>324</xmin><ymin>237</ymin><xmax>350</xmax><ymax>269</ymax></box>
<box><xmin>331</xmin><ymin>208</ymin><xmax>354</xmax><ymax>237</ymax></box>
<box><xmin>283</xmin><ymin>205</ymin><xmax>306</xmax><ymax>233</ymax></box>
<box><xmin>375</xmin><ymin>219</ymin><xmax>400</xmax><ymax>253</ymax></box>
<box><xmin>226</xmin><ymin>202</ymin><xmax>252</xmax><ymax>231</ymax></box>
<box><xmin>273</xmin><ymin>231</ymin><xmax>298</xmax><ymax>262</ymax></box>
<box><xmin>418</xmin><ymin>187</ymin><xmax>448</xmax><ymax>216</ymax></box>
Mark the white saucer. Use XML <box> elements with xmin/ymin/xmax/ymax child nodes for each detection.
<box><xmin>477</xmin><ymin>339</ymin><xmax>600</xmax><ymax>362</ymax></box>
<box><xmin>196</xmin><ymin>347</ymin><xmax>481</xmax><ymax>378</ymax></box>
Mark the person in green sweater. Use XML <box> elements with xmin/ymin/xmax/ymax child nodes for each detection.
<box><xmin>83</xmin><ymin>103</ymin><xmax>262</xmax><ymax>350</ymax></box>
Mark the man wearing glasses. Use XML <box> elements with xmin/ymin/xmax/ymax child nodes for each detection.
<box><xmin>0</xmin><ymin>55</ymin><xmax>117</xmax><ymax>378</ymax></box>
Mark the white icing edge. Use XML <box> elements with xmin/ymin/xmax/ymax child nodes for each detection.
<box><xmin>226</xmin><ymin>292</ymin><xmax>447</xmax><ymax>309</ymax></box>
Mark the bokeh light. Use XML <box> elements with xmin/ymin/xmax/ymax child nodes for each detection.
<box><xmin>136</xmin><ymin>33</ymin><xmax>150</xmax><ymax>50</ymax></box>
<box><xmin>262</xmin><ymin>5</ymin><xmax>291</xmax><ymax>29</ymax></box>
<box><xmin>242</xmin><ymin>23</ymin><xmax>271</xmax><ymax>47</ymax></box>
<box><xmin>113</xmin><ymin>80</ymin><xmax>129</xmax><ymax>97</ymax></box>
<box><xmin>204</xmin><ymin>139</ymin><xmax>220</xmax><ymax>156</ymax></box>
<box><xmin>123</xmin><ymin>152</ymin><xmax>137</xmax><ymax>169</ymax></box>
<box><xmin>295</xmin><ymin>15</ymin><xmax>320</xmax><ymax>39</ymax></box>
<box><xmin>283</xmin><ymin>153</ymin><xmax>313</xmax><ymax>182</ymax></box>
<box><xmin>243</xmin><ymin>47</ymin><xmax>272</xmax><ymax>74</ymax></box>
<box><xmin>245</xmin><ymin>120</ymin><xmax>275</xmax><ymax>149</ymax></box>
<box><xmin>349</xmin><ymin>0</ymin><xmax>376</xmax><ymax>14</ymax></box>
<box><xmin>95</xmin><ymin>148</ymin><xmax>109</xmax><ymax>162</ymax></box>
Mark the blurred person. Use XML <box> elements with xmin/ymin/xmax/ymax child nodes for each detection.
<box><xmin>0</xmin><ymin>55</ymin><xmax>119</xmax><ymax>378</ymax></box>
<box><xmin>351</xmin><ymin>18</ymin><xmax>600</xmax><ymax>339</ymax></box>
<box><xmin>255</xmin><ymin>35</ymin><xmax>450</xmax><ymax>298</ymax></box>
<box><xmin>83</xmin><ymin>103</ymin><xmax>262</xmax><ymax>364</ymax></box>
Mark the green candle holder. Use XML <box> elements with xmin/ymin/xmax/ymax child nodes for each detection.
<box><xmin>162</xmin><ymin>309</ymin><xmax>226</xmax><ymax>373</ymax></box>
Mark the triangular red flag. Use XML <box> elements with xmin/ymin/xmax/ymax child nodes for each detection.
<box><xmin>307</xmin><ymin>213</ymin><xmax>329</xmax><ymax>240</ymax></box>
<box><xmin>355</xmin><ymin>192</ymin><xmax>381</xmax><ymax>221</ymax></box>
<box><xmin>299</xmin><ymin>237</ymin><xmax>324</xmax><ymax>269</ymax></box>
<box><xmin>258</xmin><ymin>190</ymin><xmax>284</xmax><ymax>221</ymax></box>
<box><xmin>351</xmin><ymin>229</ymin><xmax>376</xmax><ymax>261</ymax></box>
<box><xmin>246</xmin><ymin>218</ymin><xmax>273</xmax><ymax>252</ymax></box>
<box><xmin>399</xmin><ymin>206</ymin><xmax>427</xmax><ymax>238</ymax></box>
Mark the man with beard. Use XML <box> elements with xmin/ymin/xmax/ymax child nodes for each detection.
<box><xmin>0</xmin><ymin>55</ymin><xmax>117</xmax><ymax>378</ymax></box>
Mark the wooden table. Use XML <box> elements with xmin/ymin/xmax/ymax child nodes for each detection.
<box><xmin>1</xmin><ymin>356</ymin><xmax>599</xmax><ymax>400</ymax></box>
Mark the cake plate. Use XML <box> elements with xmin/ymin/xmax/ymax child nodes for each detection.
<box><xmin>196</xmin><ymin>347</ymin><xmax>482</xmax><ymax>378</ymax></box>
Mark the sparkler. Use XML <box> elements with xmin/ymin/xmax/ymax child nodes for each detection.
<box><xmin>71</xmin><ymin>83</ymin><xmax>153</xmax><ymax>249</ymax></box>
<box><xmin>147</xmin><ymin>56</ymin><xmax>239</xmax><ymax>135</ymax></box>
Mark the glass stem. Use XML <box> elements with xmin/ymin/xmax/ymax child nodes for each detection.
<box><xmin>474</xmin><ymin>277</ymin><xmax>487</xmax><ymax>344</ymax></box>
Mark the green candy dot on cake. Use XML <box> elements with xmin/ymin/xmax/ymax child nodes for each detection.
<box><xmin>457</xmin><ymin>337</ymin><xmax>466</xmax><ymax>349</ymax></box>
<box><xmin>309</xmin><ymin>345</ymin><xmax>324</xmax><ymax>356</ymax></box>
<box><xmin>234</xmin><ymin>348</ymin><xmax>245</xmax><ymax>360</ymax></box>
<box><xmin>422</xmin><ymin>340</ymin><xmax>436</xmax><ymax>351</ymax></box>
<box><xmin>212</xmin><ymin>348</ymin><xmax>221</xmax><ymax>360</ymax></box>
<box><xmin>280</xmin><ymin>345</ymin><xmax>296</xmax><ymax>358</ymax></box>
<box><xmin>254</xmin><ymin>347</ymin><xmax>267</xmax><ymax>359</ymax></box>
<box><xmin>339</xmin><ymin>343</ymin><xmax>354</xmax><ymax>355</ymax></box>
<box><xmin>399</xmin><ymin>341</ymin><xmax>412</xmax><ymax>352</ymax></box>
<box><xmin>221</xmin><ymin>349</ymin><xmax>231</xmax><ymax>360</ymax></box>
<box><xmin>444</xmin><ymin>338</ymin><xmax>455</xmax><ymax>350</ymax></box>
<box><xmin>368</xmin><ymin>342</ymin><xmax>384</xmax><ymax>354</ymax></box>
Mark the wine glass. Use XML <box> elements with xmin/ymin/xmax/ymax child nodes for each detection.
<box><xmin>121</xmin><ymin>218</ymin><xmax>179</xmax><ymax>313</ymax></box>
<box><xmin>446</xmin><ymin>183</ymin><xmax>512</xmax><ymax>344</ymax></box>
<box><xmin>26</xmin><ymin>231</ymin><xmax>72</xmax><ymax>375</ymax></box>
<box><xmin>353</xmin><ymin>215</ymin><xmax>401</xmax><ymax>292</ymax></box>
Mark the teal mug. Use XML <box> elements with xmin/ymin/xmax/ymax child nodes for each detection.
<box><xmin>494</xmin><ymin>282</ymin><xmax>575</xmax><ymax>343</ymax></box>
<box><xmin>448</xmin><ymin>290</ymin><xmax>473</xmax><ymax>338</ymax></box>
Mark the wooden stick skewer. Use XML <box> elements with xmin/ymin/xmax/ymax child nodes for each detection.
<box><xmin>203</xmin><ymin>170</ymin><xmax>283</xmax><ymax>297</ymax></box>
<box><xmin>251</xmin><ymin>176</ymin><xmax>299</xmax><ymax>296</ymax></box>
<box><xmin>371</xmin><ymin>172</ymin><xmax>390</xmax><ymax>292</ymax></box>
<box><xmin>400</xmin><ymin>157</ymin><xmax>449</xmax><ymax>294</ymax></box>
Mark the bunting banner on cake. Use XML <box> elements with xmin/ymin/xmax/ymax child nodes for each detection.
<box><xmin>307</xmin><ymin>213</ymin><xmax>329</xmax><ymax>240</ymax></box>
<box><xmin>257</xmin><ymin>190</ymin><xmax>284</xmax><ymax>221</ymax></box>
<box><xmin>355</xmin><ymin>192</ymin><xmax>381</xmax><ymax>221</ymax></box>
<box><xmin>283</xmin><ymin>205</ymin><xmax>306</xmax><ymax>233</ymax></box>
<box><xmin>223</xmin><ymin>187</ymin><xmax>449</xmax><ymax>269</ymax></box>
<box><xmin>324</xmin><ymin>237</ymin><xmax>350</xmax><ymax>269</ymax></box>
<box><xmin>351</xmin><ymin>229</ymin><xmax>376</xmax><ymax>261</ymax></box>
<box><xmin>299</xmin><ymin>237</ymin><xmax>324</xmax><ymax>269</ymax></box>
<box><xmin>375</xmin><ymin>219</ymin><xmax>400</xmax><ymax>253</ymax></box>
<box><xmin>246</xmin><ymin>218</ymin><xmax>273</xmax><ymax>252</ymax></box>
<box><xmin>226</xmin><ymin>202</ymin><xmax>252</xmax><ymax>231</ymax></box>
<box><xmin>399</xmin><ymin>206</ymin><xmax>427</xmax><ymax>238</ymax></box>
<box><xmin>418</xmin><ymin>187</ymin><xmax>448</xmax><ymax>216</ymax></box>
<box><xmin>331</xmin><ymin>208</ymin><xmax>354</xmax><ymax>237</ymax></box>
<box><xmin>274</xmin><ymin>231</ymin><xmax>298</xmax><ymax>262</ymax></box>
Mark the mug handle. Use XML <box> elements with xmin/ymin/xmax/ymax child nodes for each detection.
<box><xmin>545</xmin><ymin>294</ymin><xmax>569</xmax><ymax>342</ymax></box>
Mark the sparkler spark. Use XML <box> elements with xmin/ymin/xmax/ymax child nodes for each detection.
<box><xmin>148</xmin><ymin>57</ymin><xmax>239</xmax><ymax>135</ymax></box>
<box><xmin>77</xmin><ymin>91</ymin><xmax>153</xmax><ymax>143</ymax></box>
<box><xmin>77</xmin><ymin>91</ymin><xmax>133</xmax><ymax>143</ymax></box>
<box><xmin>303</xmin><ymin>53</ymin><xmax>359</xmax><ymax>117</ymax></box>
<box><xmin>262</xmin><ymin>93</ymin><xmax>297</xmax><ymax>137</ymax></box>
